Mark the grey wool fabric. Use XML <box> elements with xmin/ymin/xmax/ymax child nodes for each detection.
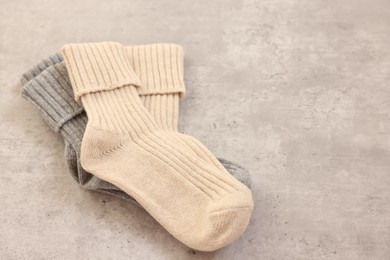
<box><xmin>21</xmin><ymin>54</ymin><xmax>252</xmax><ymax>204</ymax></box>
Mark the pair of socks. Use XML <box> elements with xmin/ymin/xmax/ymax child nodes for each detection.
<box><xmin>22</xmin><ymin>51</ymin><xmax>252</xmax><ymax>204</ymax></box>
<box><xmin>22</xmin><ymin>43</ymin><xmax>253</xmax><ymax>251</ymax></box>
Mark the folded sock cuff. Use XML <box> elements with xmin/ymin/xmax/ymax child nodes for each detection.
<box><xmin>61</xmin><ymin>42</ymin><xmax>141</xmax><ymax>100</ymax></box>
<box><xmin>21</xmin><ymin>62</ymin><xmax>84</xmax><ymax>132</ymax></box>
<box><xmin>126</xmin><ymin>44</ymin><xmax>185</xmax><ymax>97</ymax></box>
<box><xmin>21</xmin><ymin>53</ymin><xmax>63</xmax><ymax>84</ymax></box>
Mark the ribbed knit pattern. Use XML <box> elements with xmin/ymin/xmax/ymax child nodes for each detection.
<box><xmin>61</xmin><ymin>42</ymin><xmax>253</xmax><ymax>251</ymax></box>
<box><xmin>127</xmin><ymin>44</ymin><xmax>183</xmax><ymax>131</ymax></box>
<box><xmin>139</xmin><ymin>93</ymin><xmax>180</xmax><ymax>130</ymax></box>
<box><xmin>126</xmin><ymin>44</ymin><xmax>185</xmax><ymax>96</ymax></box>
<box><xmin>61</xmin><ymin>42</ymin><xmax>141</xmax><ymax>101</ymax></box>
<box><xmin>126</xmin><ymin>44</ymin><xmax>231</xmax><ymax>175</ymax></box>
<box><xmin>22</xmin><ymin>62</ymin><xmax>83</xmax><ymax>132</ymax></box>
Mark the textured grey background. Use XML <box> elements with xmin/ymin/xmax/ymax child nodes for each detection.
<box><xmin>1</xmin><ymin>0</ymin><xmax>390</xmax><ymax>259</ymax></box>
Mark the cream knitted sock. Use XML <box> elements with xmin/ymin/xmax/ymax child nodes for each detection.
<box><xmin>61</xmin><ymin>42</ymin><xmax>253</xmax><ymax>251</ymax></box>
<box><xmin>127</xmin><ymin>44</ymin><xmax>230</xmax><ymax>173</ymax></box>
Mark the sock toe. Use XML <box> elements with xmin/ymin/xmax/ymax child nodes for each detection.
<box><xmin>187</xmin><ymin>188</ymin><xmax>254</xmax><ymax>251</ymax></box>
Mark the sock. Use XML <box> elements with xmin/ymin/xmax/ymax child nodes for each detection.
<box><xmin>127</xmin><ymin>44</ymin><xmax>233</xmax><ymax>173</ymax></box>
<box><xmin>61</xmin><ymin>42</ymin><xmax>253</xmax><ymax>251</ymax></box>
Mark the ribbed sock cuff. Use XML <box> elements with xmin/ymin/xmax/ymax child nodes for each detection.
<box><xmin>126</xmin><ymin>44</ymin><xmax>185</xmax><ymax>97</ymax></box>
<box><xmin>21</xmin><ymin>62</ymin><xmax>84</xmax><ymax>132</ymax></box>
<box><xmin>21</xmin><ymin>53</ymin><xmax>63</xmax><ymax>84</ymax></box>
<box><xmin>61</xmin><ymin>42</ymin><xmax>141</xmax><ymax>101</ymax></box>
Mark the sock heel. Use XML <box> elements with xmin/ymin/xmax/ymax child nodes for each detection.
<box><xmin>80</xmin><ymin>125</ymin><xmax>127</xmax><ymax>170</ymax></box>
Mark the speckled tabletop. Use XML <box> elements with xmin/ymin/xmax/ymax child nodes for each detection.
<box><xmin>1</xmin><ymin>0</ymin><xmax>390</xmax><ymax>259</ymax></box>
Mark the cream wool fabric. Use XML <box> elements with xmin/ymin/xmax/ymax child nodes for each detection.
<box><xmin>61</xmin><ymin>42</ymin><xmax>253</xmax><ymax>251</ymax></box>
<box><xmin>127</xmin><ymin>44</ymin><xmax>232</xmax><ymax>173</ymax></box>
<box><xmin>127</xmin><ymin>44</ymin><xmax>184</xmax><ymax>130</ymax></box>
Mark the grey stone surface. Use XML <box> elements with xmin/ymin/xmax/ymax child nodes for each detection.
<box><xmin>1</xmin><ymin>0</ymin><xmax>390</xmax><ymax>259</ymax></box>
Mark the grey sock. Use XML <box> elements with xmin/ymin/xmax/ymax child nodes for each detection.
<box><xmin>21</xmin><ymin>56</ymin><xmax>252</xmax><ymax>203</ymax></box>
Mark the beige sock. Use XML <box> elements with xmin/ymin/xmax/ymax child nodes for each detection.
<box><xmin>61</xmin><ymin>42</ymin><xmax>253</xmax><ymax>251</ymax></box>
<box><xmin>126</xmin><ymin>44</ymin><xmax>230</xmax><ymax>172</ymax></box>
